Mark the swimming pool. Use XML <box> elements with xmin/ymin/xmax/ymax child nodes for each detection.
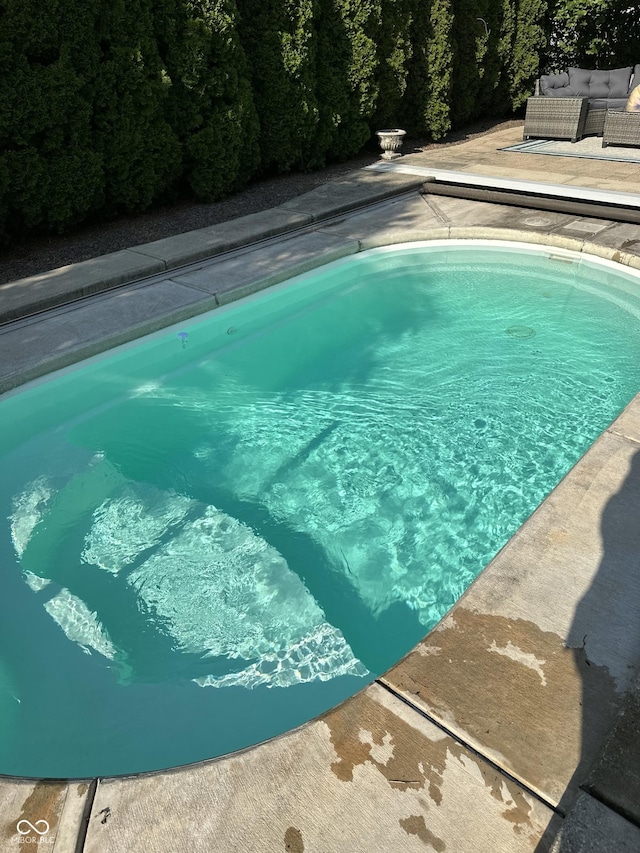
<box><xmin>1</xmin><ymin>241</ymin><xmax>640</xmax><ymax>779</ymax></box>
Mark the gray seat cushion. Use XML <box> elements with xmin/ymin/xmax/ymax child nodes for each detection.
<box><xmin>588</xmin><ymin>98</ymin><xmax>628</xmax><ymax>110</ymax></box>
<box><xmin>568</xmin><ymin>66</ymin><xmax>633</xmax><ymax>98</ymax></box>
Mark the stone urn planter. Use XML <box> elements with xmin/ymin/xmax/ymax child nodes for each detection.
<box><xmin>376</xmin><ymin>128</ymin><xmax>406</xmax><ymax>160</ymax></box>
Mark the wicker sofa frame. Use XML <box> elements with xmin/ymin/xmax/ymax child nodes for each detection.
<box><xmin>524</xmin><ymin>67</ymin><xmax>639</xmax><ymax>142</ymax></box>
<box><xmin>602</xmin><ymin>111</ymin><xmax>640</xmax><ymax>147</ymax></box>
<box><xmin>583</xmin><ymin>108</ymin><xmax>607</xmax><ymax>137</ymax></box>
<box><xmin>523</xmin><ymin>96</ymin><xmax>588</xmax><ymax>143</ymax></box>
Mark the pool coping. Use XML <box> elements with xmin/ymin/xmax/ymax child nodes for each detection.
<box><xmin>2</xmin><ymin>185</ymin><xmax>640</xmax><ymax>852</ymax></box>
<box><xmin>368</xmin><ymin>161</ymin><xmax>640</xmax><ymax>215</ymax></box>
<box><xmin>0</xmin><ymin>172</ymin><xmax>428</xmax><ymax>326</ymax></box>
<box><xmin>3</xmin><ymin>160</ymin><xmax>640</xmax><ymax>330</ymax></box>
<box><xmin>3</xmin><ymin>211</ymin><xmax>640</xmax><ymax>397</ymax></box>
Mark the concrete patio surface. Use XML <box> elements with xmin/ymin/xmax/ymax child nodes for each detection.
<box><xmin>1</xmin><ymin>122</ymin><xmax>640</xmax><ymax>852</ymax></box>
<box><xmin>399</xmin><ymin>124</ymin><xmax>640</xmax><ymax>198</ymax></box>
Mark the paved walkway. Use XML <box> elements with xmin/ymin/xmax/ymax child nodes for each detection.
<box><xmin>401</xmin><ymin>124</ymin><xmax>640</xmax><ymax>197</ymax></box>
<box><xmin>1</xmin><ymin>124</ymin><xmax>640</xmax><ymax>852</ymax></box>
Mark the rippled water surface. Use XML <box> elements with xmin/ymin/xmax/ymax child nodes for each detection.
<box><xmin>1</xmin><ymin>244</ymin><xmax>640</xmax><ymax>777</ymax></box>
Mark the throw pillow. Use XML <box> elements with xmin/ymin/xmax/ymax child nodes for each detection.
<box><xmin>625</xmin><ymin>84</ymin><xmax>640</xmax><ymax>112</ymax></box>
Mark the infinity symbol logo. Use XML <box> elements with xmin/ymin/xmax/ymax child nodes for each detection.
<box><xmin>16</xmin><ymin>819</ymin><xmax>50</xmax><ymax>836</ymax></box>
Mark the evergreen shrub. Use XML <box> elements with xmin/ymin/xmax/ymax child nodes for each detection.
<box><xmin>0</xmin><ymin>0</ymin><xmax>554</xmax><ymax>243</ymax></box>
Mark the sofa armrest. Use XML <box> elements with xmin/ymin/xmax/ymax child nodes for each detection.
<box><xmin>523</xmin><ymin>96</ymin><xmax>588</xmax><ymax>142</ymax></box>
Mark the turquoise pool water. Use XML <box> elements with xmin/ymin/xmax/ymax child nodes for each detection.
<box><xmin>1</xmin><ymin>242</ymin><xmax>640</xmax><ymax>778</ymax></box>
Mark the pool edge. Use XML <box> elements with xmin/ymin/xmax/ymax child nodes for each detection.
<box><xmin>3</xmin><ymin>210</ymin><xmax>640</xmax><ymax>851</ymax></box>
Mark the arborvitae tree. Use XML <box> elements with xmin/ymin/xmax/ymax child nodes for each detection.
<box><xmin>450</xmin><ymin>0</ymin><xmax>520</xmax><ymax>126</ymax></box>
<box><xmin>490</xmin><ymin>0</ymin><xmax>517</xmax><ymax>114</ymax></box>
<box><xmin>315</xmin><ymin>0</ymin><xmax>380</xmax><ymax>160</ymax></box>
<box><xmin>510</xmin><ymin>0</ymin><xmax>547</xmax><ymax>105</ymax></box>
<box><xmin>0</xmin><ymin>0</ymin><xmax>558</xmax><ymax>243</ymax></box>
<box><xmin>236</xmin><ymin>0</ymin><xmax>319</xmax><ymax>172</ymax></box>
<box><xmin>160</xmin><ymin>0</ymin><xmax>259</xmax><ymax>200</ymax></box>
<box><xmin>450</xmin><ymin>0</ymin><xmax>485</xmax><ymax>125</ymax></box>
<box><xmin>479</xmin><ymin>0</ymin><xmax>515</xmax><ymax>117</ymax></box>
<box><xmin>425</xmin><ymin>0</ymin><xmax>455</xmax><ymax>138</ymax></box>
<box><xmin>91</xmin><ymin>0</ymin><xmax>182</xmax><ymax>214</ymax></box>
<box><xmin>310</xmin><ymin>0</ymin><xmax>353</xmax><ymax>163</ymax></box>
<box><xmin>0</xmin><ymin>0</ymin><xmax>103</xmax><ymax>236</ymax></box>
<box><xmin>371</xmin><ymin>0</ymin><xmax>414</xmax><ymax>129</ymax></box>
<box><xmin>398</xmin><ymin>4</ymin><xmax>429</xmax><ymax>134</ymax></box>
<box><xmin>399</xmin><ymin>0</ymin><xmax>455</xmax><ymax>139</ymax></box>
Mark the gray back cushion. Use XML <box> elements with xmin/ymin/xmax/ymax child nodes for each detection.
<box><xmin>568</xmin><ymin>66</ymin><xmax>632</xmax><ymax>98</ymax></box>
<box><xmin>540</xmin><ymin>72</ymin><xmax>571</xmax><ymax>96</ymax></box>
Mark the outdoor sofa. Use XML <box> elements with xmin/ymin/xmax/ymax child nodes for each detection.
<box><xmin>523</xmin><ymin>65</ymin><xmax>640</xmax><ymax>143</ymax></box>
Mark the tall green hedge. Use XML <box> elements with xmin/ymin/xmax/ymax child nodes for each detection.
<box><xmin>371</xmin><ymin>0</ymin><xmax>413</xmax><ymax>130</ymax></box>
<box><xmin>448</xmin><ymin>0</ymin><xmax>542</xmax><ymax>127</ymax></box>
<box><xmin>319</xmin><ymin>0</ymin><xmax>381</xmax><ymax>160</ymax></box>
<box><xmin>0</xmin><ymin>0</ymin><xmax>104</xmax><ymax>234</ymax></box>
<box><xmin>161</xmin><ymin>0</ymin><xmax>259</xmax><ymax>199</ymax></box>
<box><xmin>236</xmin><ymin>0</ymin><xmax>318</xmax><ymax>172</ymax></box>
<box><xmin>92</xmin><ymin>0</ymin><xmax>182</xmax><ymax>214</ymax></box>
<box><xmin>0</xmin><ymin>0</ymin><xmax>552</xmax><ymax>244</ymax></box>
<box><xmin>423</xmin><ymin>0</ymin><xmax>455</xmax><ymax>136</ymax></box>
<box><xmin>450</xmin><ymin>0</ymin><xmax>513</xmax><ymax>126</ymax></box>
<box><xmin>294</xmin><ymin>0</ymin><xmax>380</xmax><ymax>164</ymax></box>
<box><xmin>510</xmin><ymin>0</ymin><xmax>547</xmax><ymax>106</ymax></box>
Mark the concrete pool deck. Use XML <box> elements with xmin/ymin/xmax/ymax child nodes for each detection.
<box><xmin>1</xmin><ymin>123</ymin><xmax>640</xmax><ymax>852</ymax></box>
